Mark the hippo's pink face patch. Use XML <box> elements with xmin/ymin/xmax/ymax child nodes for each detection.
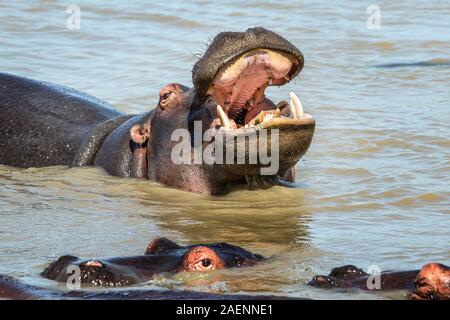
<box><xmin>181</xmin><ymin>246</ymin><xmax>225</xmax><ymax>272</ymax></box>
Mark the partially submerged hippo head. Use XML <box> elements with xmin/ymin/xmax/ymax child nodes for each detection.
<box><xmin>308</xmin><ymin>265</ymin><xmax>369</xmax><ymax>288</ymax></box>
<box><xmin>41</xmin><ymin>238</ymin><xmax>263</xmax><ymax>287</ymax></box>
<box><xmin>410</xmin><ymin>263</ymin><xmax>450</xmax><ymax>300</ymax></box>
<box><xmin>129</xmin><ymin>27</ymin><xmax>315</xmax><ymax>194</ymax></box>
<box><xmin>308</xmin><ymin>263</ymin><xmax>450</xmax><ymax>300</ymax></box>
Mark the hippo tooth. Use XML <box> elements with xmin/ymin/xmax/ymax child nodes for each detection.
<box><xmin>258</xmin><ymin>111</ymin><xmax>265</xmax><ymax>123</ymax></box>
<box><xmin>274</xmin><ymin>108</ymin><xmax>281</xmax><ymax>118</ymax></box>
<box><xmin>290</xmin><ymin>92</ymin><xmax>304</xmax><ymax>119</ymax></box>
<box><xmin>217</xmin><ymin>105</ymin><xmax>232</xmax><ymax>128</ymax></box>
<box><xmin>284</xmin><ymin>75</ymin><xmax>290</xmax><ymax>81</ymax></box>
<box><xmin>289</xmin><ymin>98</ymin><xmax>298</xmax><ymax>119</ymax></box>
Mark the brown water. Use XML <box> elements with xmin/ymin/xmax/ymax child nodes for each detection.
<box><xmin>0</xmin><ymin>1</ymin><xmax>449</xmax><ymax>299</ymax></box>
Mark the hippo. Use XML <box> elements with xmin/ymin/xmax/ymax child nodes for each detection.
<box><xmin>0</xmin><ymin>27</ymin><xmax>315</xmax><ymax>195</ymax></box>
<box><xmin>308</xmin><ymin>263</ymin><xmax>450</xmax><ymax>300</ymax></box>
<box><xmin>0</xmin><ymin>238</ymin><xmax>300</xmax><ymax>300</ymax></box>
<box><xmin>41</xmin><ymin>237</ymin><xmax>263</xmax><ymax>287</ymax></box>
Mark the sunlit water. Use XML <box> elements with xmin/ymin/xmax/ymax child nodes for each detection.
<box><xmin>0</xmin><ymin>1</ymin><xmax>449</xmax><ymax>299</ymax></box>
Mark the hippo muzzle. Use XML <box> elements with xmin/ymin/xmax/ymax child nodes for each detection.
<box><xmin>190</xmin><ymin>28</ymin><xmax>315</xmax><ymax>182</ymax></box>
<box><xmin>144</xmin><ymin>27</ymin><xmax>315</xmax><ymax>194</ymax></box>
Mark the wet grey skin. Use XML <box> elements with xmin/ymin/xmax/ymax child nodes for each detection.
<box><xmin>0</xmin><ymin>27</ymin><xmax>315</xmax><ymax>195</ymax></box>
<box><xmin>40</xmin><ymin>238</ymin><xmax>264</xmax><ymax>287</ymax></box>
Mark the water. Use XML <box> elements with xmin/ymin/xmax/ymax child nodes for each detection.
<box><xmin>0</xmin><ymin>1</ymin><xmax>449</xmax><ymax>299</ymax></box>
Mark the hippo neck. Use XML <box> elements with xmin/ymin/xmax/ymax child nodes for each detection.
<box><xmin>71</xmin><ymin>114</ymin><xmax>135</xmax><ymax>167</ymax></box>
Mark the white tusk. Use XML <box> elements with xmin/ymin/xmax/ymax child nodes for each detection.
<box><xmin>290</xmin><ymin>92</ymin><xmax>304</xmax><ymax>119</ymax></box>
<box><xmin>289</xmin><ymin>99</ymin><xmax>298</xmax><ymax>119</ymax></box>
<box><xmin>217</xmin><ymin>105</ymin><xmax>231</xmax><ymax>128</ymax></box>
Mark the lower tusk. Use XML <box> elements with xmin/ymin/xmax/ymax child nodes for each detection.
<box><xmin>274</xmin><ymin>108</ymin><xmax>281</xmax><ymax>118</ymax></box>
<box><xmin>290</xmin><ymin>92</ymin><xmax>304</xmax><ymax>119</ymax></box>
<box><xmin>289</xmin><ymin>99</ymin><xmax>298</xmax><ymax>119</ymax></box>
<box><xmin>217</xmin><ymin>105</ymin><xmax>232</xmax><ymax>128</ymax></box>
<box><xmin>254</xmin><ymin>111</ymin><xmax>265</xmax><ymax>125</ymax></box>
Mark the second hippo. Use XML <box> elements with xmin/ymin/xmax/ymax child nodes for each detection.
<box><xmin>41</xmin><ymin>238</ymin><xmax>263</xmax><ymax>287</ymax></box>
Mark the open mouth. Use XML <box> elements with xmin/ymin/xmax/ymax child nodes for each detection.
<box><xmin>207</xmin><ymin>48</ymin><xmax>313</xmax><ymax>130</ymax></box>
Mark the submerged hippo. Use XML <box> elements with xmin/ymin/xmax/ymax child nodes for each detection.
<box><xmin>0</xmin><ymin>27</ymin><xmax>315</xmax><ymax>195</ymax></box>
<box><xmin>0</xmin><ymin>238</ymin><xmax>293</xmax><ymax>300</ymax></box>
<box><xmin>308</xmin><ymin>263</ymin><xmax>450</xmax><ymax>300</ymax></box>
<box><xmin>41</xmin><ymin>237</ymin><xmax>263</xmax><ymax>287</ymax></box>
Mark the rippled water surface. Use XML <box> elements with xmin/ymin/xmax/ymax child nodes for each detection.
<box><xmin>0</xmin><ymin>1</ymin><xmax>449</xmax><ymax>299</ymax></box>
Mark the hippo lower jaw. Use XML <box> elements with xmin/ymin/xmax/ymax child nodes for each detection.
<box><xmin>210</xmin><ymin>115</ymin><xmax>315</xmax><ymax>183</ymax></box>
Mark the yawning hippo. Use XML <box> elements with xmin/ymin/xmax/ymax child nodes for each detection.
<box><xmin>41</xmin><ymin>237</ymin><xmax>263</xmax><ymax>287</ymax></box>
<box><xmin>308</xmin><ymin>263</ymin><xmax>450</xmax><ymax>300</ymax></box>
<box><xmin>0</xmin><ymin>27</ymin><xmax>315</xmax><ymax>195</ymax></box>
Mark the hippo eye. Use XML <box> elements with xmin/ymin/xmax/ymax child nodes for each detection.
<box><xmin>159</xmin><ymin>92</ymin><xmax>175</xmax><ymax>110</ymax></box>
<box><xmin>183</xmin><ymin>246</ymin><xmax>225</xmax><ymax>272</ymax></box>
<box><xmin>161</xmin><ymin>92</ymin><xmax>174</xmax><ymax>102</ymax></box>
<box><xmin>201</xmin><ymin>259</ymin><xmax>212</xmax><ymax>267</ymax></box>
<box><xmin>191</xmin><ymin>258</ymin><xmax>214</xmax><ymax>271</ymax></box>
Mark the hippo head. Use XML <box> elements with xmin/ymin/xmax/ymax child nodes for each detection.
<box><xmin>410</xmin><ymin>263</ymin><xmax>450</xmax><ymax>300</ymax></box>
<box><xmin>139</xmin><ymin>27</ymin><xmax>315</xmax><ymax>194</ymax></box>
<box><xmin>41</xmin><ymin>238</ymin><xmax>263</xmax><ymax>287</ymax></box>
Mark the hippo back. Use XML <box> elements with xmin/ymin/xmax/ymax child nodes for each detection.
<box><xmin>0</xmin><ymin>73</ymin><xmax>122</xmax><ymax>167</ymax></box>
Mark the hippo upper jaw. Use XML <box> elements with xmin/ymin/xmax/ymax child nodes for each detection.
<box><xmin>192</xmin><ymin>27</ymin><xmax>304</xmax><ymax>103</ymax></box>
<box><xmin>192</xmin><ymin>27</ymin><xmax>310</xmax><ymax>130</ymax></box>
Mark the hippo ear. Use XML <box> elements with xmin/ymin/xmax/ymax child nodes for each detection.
<box><xmin>40</xmin><ymin>255</ymin><xmax>78</xmax><ymax>280</ymax></box>
<box><xmin>145</xmin><ymin>238</ymin><xmax>181</xmax><ymax>255</ymax></box>
<box><xmin>130</xmin><ymin>122</ymin><xmax>151</xmax><ymax>145</ymax></box>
